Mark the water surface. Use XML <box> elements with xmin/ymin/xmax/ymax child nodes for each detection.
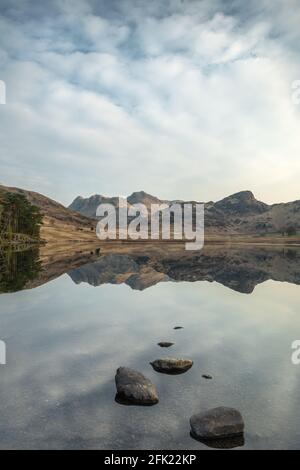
<box><xmin>0</xmin><ymin>244</ymin><xmax>300</xmax><ymax>449</ymax></box>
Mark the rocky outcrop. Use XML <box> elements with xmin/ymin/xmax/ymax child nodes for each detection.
<box><xmin>115</xmin><ymin>367</ymin><xmax>159</xmax><ymax>406</ymax></box>
<box><xmin>127</xmin><ymin>191</ymin><xmax>168</xmax><ymax>208</ymax></box>
<box><xmin>214</xmin><ymin>191</ymin><xmax>269</xmax><ymax>216</ymax></box>
<box><xmin>69</xmin><ymin>194</ymin><xmax>121</xmax><ymax>218</ymax></box>
<box><xmin>69</xmin><ymin>191</ymin><xmax>168</xmax><ymax>219</ymax></box>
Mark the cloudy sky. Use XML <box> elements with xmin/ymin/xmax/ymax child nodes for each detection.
<box><xmin>0</xmin><ymin>0</ymin><xmax>300</xmax><ymax>205</ymax></box>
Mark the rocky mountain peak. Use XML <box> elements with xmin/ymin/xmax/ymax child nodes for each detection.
<box><xmin>214</xmin><ymin>191</ymin><xmax>269</xmax><ymax>216</ymax></box>
<box><xmin>127</xmin><ymin>191</ymin><xmax>164</xmax><ymax>207</ymax></box>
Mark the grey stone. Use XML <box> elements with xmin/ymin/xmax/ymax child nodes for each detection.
<box><xmin>190</xmin><ymin>407</ymin><xmax>244</xmax><ymax>440</ymax></box>
<box><xmin>157</xmin><ymin>342</ymin><xmax>174</xmax><ymax>348</ymax></box>
<box><xmin>115</xmin><ymin>367</ymin><xmax>159</xmax><ymax>405</ymax></box>
<box><xmin>150</xmin><ymin>358</ymin><xmax>193</xmax><ymax>374</ymax></box>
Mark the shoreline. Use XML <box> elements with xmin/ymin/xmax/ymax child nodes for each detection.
<box><xmin>2</xmin><ymin>236</ymin><xmax>300</xmax><ymax>254</ymax></box>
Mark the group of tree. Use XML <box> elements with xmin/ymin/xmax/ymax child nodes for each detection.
<box><xmin>0</xmin><ymin>191</ymin><xmax>43</xmax><ymax>242</ymax></box>
<box><xmin>0</xmin><ymin>247</ymin><xmax>41</xmax><ymax>293</ymax></box>
<box><xmin>280</xmin><ymin>225</ymin><xmax>298</xmax><ymax>237</ymax></box>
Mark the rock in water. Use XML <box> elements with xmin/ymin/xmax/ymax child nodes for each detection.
<box><xmin>190</xmin><ymin>407</ymin><xmax>244</xmax><ymax>440</ymax></box>
<box><xmin>157</xmin><ymin>342</ymin><xmax>174</xmax><ymax>348</ymax></box>
<box><xmin>150</xmin><ymin>358</ymin><xmax>193</xmax><ymax>374</ymax></box>
<box><xmin>174</xmin><ymin>326</ymin><xmax>183</xmax><ymax>330</ymax></box>
<box><xmin>193</xmin><ymin>434</ymin><xmax>245</xmax><ymax>449</ymax></box>
<box><xmin>115</xmin><ymin>367</ymin><xmax>159</xmax><ymax>405</ymax></box>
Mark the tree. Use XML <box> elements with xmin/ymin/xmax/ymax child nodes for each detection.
<box><xmin>0</xmin><ymin>247</ymin><xmax>41</xmax><ymax>293</ymax></box>
<box><xmin>0</xmin><ymin>192</ymin><xmax>43</xmax><ymax>241</ymax></box>
<box><xmin>286</xmin><ymin>226</ymin><xmax>297</xmax><ymax>237</ymax></box>
<box><xmin>280</xmin><ymin>225</ymin><xmax>297</xmax><ymax>237</ymax></box>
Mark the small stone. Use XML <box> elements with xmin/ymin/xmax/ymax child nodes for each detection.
<box><xmin>115</xmin><ymin>367</ymin><xmax>159</xmax><ymax>406</ymax></box>
<box><xmin>157</xmin><ymin>342</ymin><xmax>174</xmax><ymax>348</ymax></box>
<box><xmin>150</xmin><ymin>358</ymin><xmax>193</xmax><ymax>374</ymax></box>
<box><xmin>202</xmin><ymin>374</ymin><xmax>213</xmax><ymax>380</ymax></box>
<box><xmin>190</xmin><ymin>407</ymin><xmax>244</xmax><ymax>440</ymax></box>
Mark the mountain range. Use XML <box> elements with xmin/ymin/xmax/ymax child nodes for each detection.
<box><xmin>1</xmin><ymin>184</ymin><xmax>299</xmax><ymax>242</ymax></box>
<box><xmin>69</xmin><ymin>190</ymin><xmax>300</xmax><ymax>236</ymax></box>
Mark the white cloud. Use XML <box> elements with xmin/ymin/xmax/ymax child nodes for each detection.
<box><xmin>0</xmin><ymin>0</ymin><xmax>300</xmax><ymax>204</ymax></box>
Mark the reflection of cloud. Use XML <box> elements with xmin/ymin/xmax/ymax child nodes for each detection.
<box><xmin>0</xmin><ymin>1</ymin><xmax>300</xmax><ymax>204</ymax></box>
<box><xmin>0</xmin><ymin>272</ymin><xmax>300</xmax><ymax>448</ymax></box>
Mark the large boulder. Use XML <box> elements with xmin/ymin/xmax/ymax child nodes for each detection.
<box><xmin>150</xmin><ymin>358</ymin><xmax>193</xmax><ymax>374</ymax></box>
<box><xmin>190</xmin><ymin>407</ymin><xmax>244</xmax><ymax>440</ymax></box>
<box><xmin>115</xmin><ymin>367</ymin><xmax>159</xmax><ymax>405</ymax></box>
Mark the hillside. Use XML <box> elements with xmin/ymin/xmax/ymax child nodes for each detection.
<box><xmin>69</xmin><ymin>190</ymin><xmax>300</xmax><ymax>236</ymax></box>
<box><xmin>0</xmin><ymin>187</ymin><xmax>42</xmax><ymax>245</ymax></box>
<box><xmin>1</xmin><ymin>184</ymin><xmax>299</xmax><ymax>244</ymax></box>
<box><xmin>0</xmin><ymin>185</ymin><xmax>97</xmax><ymax>244</ymax></box>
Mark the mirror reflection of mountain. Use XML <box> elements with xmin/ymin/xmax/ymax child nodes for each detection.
<box><xmin>67</xmin><ymin>245</ymin><xmax>300</xmax><ymax>293</ymax></box>
<box><xmin>68</xmin><ymin>253</ymin><xmax>170</xmax><ymax>290</ymax></box>
<box><xmin>1</xmin><ymin>243</ymin><xmax>300</xmax><ymax>295</ymax></box>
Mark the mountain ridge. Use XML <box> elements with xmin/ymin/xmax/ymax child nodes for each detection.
<box><xmin>1</xmin><ymin>184</ymin><xmax>299</xmax><ymax>241</ymax></box>
<box><xmin>69</xmin><ymin>189</ymin><xmax>300</xmax><ymax>236</ymax></box>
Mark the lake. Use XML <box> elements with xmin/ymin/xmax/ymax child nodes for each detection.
<box><xmin>0</xmin><ymin>244</ymin><xmax>300</xmax><ymax>449</ymax></box>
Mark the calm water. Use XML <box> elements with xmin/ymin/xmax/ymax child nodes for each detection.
<box><xmin>0</xmin><ymin>245</ymin><xmax>300</xmax><ymax>449</ymax></box>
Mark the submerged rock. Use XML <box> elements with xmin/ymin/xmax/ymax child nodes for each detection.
<box><xmin>115</xmin><ymin>367</ymin><xmax>159</xmax><ymax>406</ymax></box>
<box><xmin>190</xmin><ymin>407</ymin><xmax>244</xmax><ymax>440</ymax></box>
<box><xmin>190</xmin><ymin>432</ymin><xmax>245</xmax><ymax>449</ymax></box>
<box><xmin>150</xmin><ymin>358</ymin><xmax>193</xmax><ymax>374</ymax></box>
<box><xmin>157</xmin><ymin>342</ymin><xmax>174</xmax><ymax>348</ymax></box>
<box><xmin>202</xmin><ymin>374</ymin><xmax>213</xmax><ymax>380</ymax></box>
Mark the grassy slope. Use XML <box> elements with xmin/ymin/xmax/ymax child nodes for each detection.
<box><xmin>0</xmin><ymin>185</ymin><xmax>98</xmax><ymax>244</ymax></box>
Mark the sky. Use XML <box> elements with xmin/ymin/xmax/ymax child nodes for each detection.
<box><xmin>0</xmin><ymin>0</ymin><xmax>300</xmax><ymax>206</ymax></box>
